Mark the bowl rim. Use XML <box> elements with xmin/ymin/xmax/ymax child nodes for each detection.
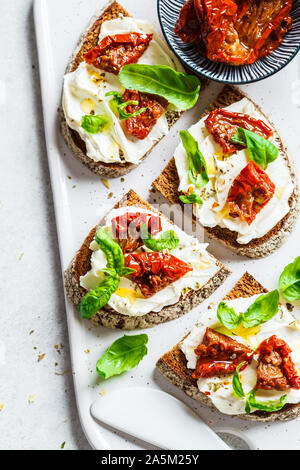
<box><xmin>157</xmin><ymin>0</ymin><xmax>300</xmax><ymax>84</ymax></box>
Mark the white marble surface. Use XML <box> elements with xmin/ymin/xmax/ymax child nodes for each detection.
<box><xmin>0</xmin><ymin>0</ymin><xmax>90</xmax><ymax>449</ymax></box>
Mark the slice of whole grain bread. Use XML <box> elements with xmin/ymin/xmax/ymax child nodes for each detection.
<box><xmin>156</xmin><ymin>272</ymin><xmax>300</xmax><ymax>422</ymax></box>
<box><xmin>60</xmin><ymin>1</ymin><xmax>182</xmax><ymax>178</ymax></box>
<box><xmin>153</xmin><ymin>85</ymin><xmax>300</xmax><ymax>258</ymax></box>
<box><xmin>64</xmin><ymin>189</ymin><xmax>231</xmax><ymax>330</ymax></box>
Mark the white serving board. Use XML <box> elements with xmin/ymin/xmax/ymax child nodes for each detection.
<box><xmin>34</xmin><ymin>0</ymin><xmax>300</xmax><ymax>450</ymax></box>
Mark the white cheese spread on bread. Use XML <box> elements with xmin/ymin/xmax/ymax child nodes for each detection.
<box><xmin>63</xmin><ymin>17</ymin><xmax>184</xmax><ymax>164</ymax></box>
<box><xmin>180</xmin><ymin>295</ymin><xmax>300</xmax><ymax>415</ymax></box>
<box><xmin>174</xmin><ymin>98</ymin><xmax>293</xmax><ymax>244</ymax></box>
<box><xmin>80</xmin><ymin>206</ymin><xmax>219</xmax><ymax>316</ymax></box>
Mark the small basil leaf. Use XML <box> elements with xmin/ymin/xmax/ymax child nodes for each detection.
<box><xmin>141</xmin><ymin>224</ymin><xmax>179</xmax><ymax>251</ymax></box>
<box><xmin>217</xmin><ymin>301</ymin><xmax>242</xmax><ymax>330</ymax></box>
<box><xmin>242</xmin><ymin>290</ymin><xmax>279</xmax><ymax>328</ymax></box>
<box><xmin>231</xmin><ymin>127</ymin><xmax>278</xmax><ymax>169</ymax></box>
<box><xmin>81</xmin><ymin>114</ymin><xmax>110</xmax><ymax>134</ymax></box>
<box><xmin>279</xmin><ymin>256</ymin><xmax>300</xmax><ymax>301</ymax></box>
<box><xmin>118</xmin><ymin>100</ymin><xmax>147</xmax><ymax>120</ymax></box>
<box><xmin>232</xmin><ymin>362</ymin><xmax>246</xmax><ymax>398</ymax></box>
<box><xmin>180</xmin><ymin>130</ymin><xmax>209</xmax><ymax>189</ymax></box>
<box><xmin>78</xmin><ymin>273</ymin><xmax>120</xmax><ymax>319</ymax></box>
<box><xmin>105</xmin><ymin>91</ymin><xmax>147</xmax><ymax>121</ymax></box>
<box><xmin>94</xmin><ymin>226</ymin><xmax>125</xmax><ymax>273</ymax></box>
<box><xmin>118</xmin><ymin>267</ymin><xmax>136</xmax><ymax>277</ymax></box>
<box><xmin>245</xmin><ymin>389</ymin><xmax>287</xmax><ymax>414</ymax></box>
<box><xmin>96</xmin><ymin>334</ymin><xmax>148</xmax><ymax>379</ymax></box>
<box><xmin>179</xmin><ymin>193</ymin><xmax>203</xmax><ymax>205</ymax></box>
<box><xmin>119</xmin><ymin>64</ymin><xmax>201</xmax><ymax>111</ymax></box>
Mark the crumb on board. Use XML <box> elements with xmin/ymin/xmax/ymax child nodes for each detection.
<box><xmin>19</xmin><ymin>253</ymin><xmax>24</xmax><ymax>261</ymax></box>
<box><xmin>29</xmin><ymin>330</ymin><xmax>34</xmax><ymax>335</ymax></box>
<box><xmin>0</xmin><ymin>403</ymin><xmax>4</xmax><ymax>411</ymax></box>
<box><xmin>61</xmin><ymin>441</ymin><xmax>66</xmax><ymax>449</ymax></box>
<box><xmin>108</xmin><ymin>192</ymin><xmax>113</xmax><ymax>199</ymax></box>
<box><xmin>38</xmin><ymin>353</ymin><xmax>46</xmax><ymax>362</ymax></box>
<box><xmin>101</xmin><ymin>179</ymin><xmax>110</xmax><ymax>189</ymax></box>
<box><xmin>28</xmin><ymin>394</ymin><xmax>36</xmax><ymax>404</ymax></box>
<box><xmin>84</xmin><ymin>349</ymin><xmax>90</xmax><ymax>354</ymax></box>
<box><xmin>99</xmin><ymin>388</ymin><xmax>106</xmax><ymax>396</ymax></box>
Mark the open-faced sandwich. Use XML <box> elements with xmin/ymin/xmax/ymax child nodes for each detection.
<box><xmin>60</xmin><ymin>1</ymin><xmax>200</xmax><ymax>177</ymax></box>
<box><xmin>157</xmin><ymin>272</ymin><xmax>300</xmax><ymax>422</ymax></box>
<box><xmin>153</xmin><ymin>86</ymin><xmax>300</xmax><ymax>258</ymax></box>
<box><xmin>64</xmin><ymin>190</ymin><xmax>230</xmax><ymax>329</ymax></box>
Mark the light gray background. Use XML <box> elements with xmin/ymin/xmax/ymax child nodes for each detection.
<box><xmin>0</xmin><ymin>0</ymin><xmax>90</xmax><ymax>449</ymax></box>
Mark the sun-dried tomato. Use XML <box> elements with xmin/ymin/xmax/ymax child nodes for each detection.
<box><xmin>124</xmin><ymin>252</ymin><xmax>192</xmax><ymax>297</ymax></box>
<box><xmin>122</xmin><ymin>90</ymin><xmax>168</xmax><ymax>140</ymax></box>
<box><xmin>111</xmin><ymin>212</ymin><xmax>162</xmax><ymax>253</ymax></box>
<box><xmin>174</xmin><ymin>0</ymin><xmax>201</xmax><ymax>43</ymax></box>
<box><xmin>192</xmin><ymin>328</ymin><xmax>254</xmax><ymax>379</ymax></box>
<box><xmin>205</xmin><ymin>108</ymin><xmax>273</xmax><ymax>154</ymax></box>
<box><xmin>256</xmin><ymin>335</ymin><xmax>300</xmax><ymax>390</ymax></box>
<box><xmin>174</xmin><ymin>0</ymin><xmax>292</xmax><ymax>65</ymax></box>
<box><xmin>227</xmin><ymin>161</ymin><xmax>275</xmax><ymax>225</ymax></box>
<box><xmin>84</xmin><ymin>32</ymin><xmax>153</xmax><ymax>74</ymax></box>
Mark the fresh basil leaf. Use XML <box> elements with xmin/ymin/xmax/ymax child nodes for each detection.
<box><xmin>117</xmin><ymin>267</ymin><xmax>136</xmax><ymax>277</ymax></box>
<box><xmin>279</xmin><ymin>257</ymin><xmax>300</xmax><ymax>301</ymax></box>
<box><xmin>217</xmin><ymin>302</ymin><xmax>242</xmax><ymax>330</ymax></box>
<box><xmin>230</xmin><ymin>127</ymin><xmax>278</xmax><ymax>169</ymax></box>
<box><xmin>78</xmin><ymin>227</ymin><xmax>137</xmax><ymax>318</ymax></box>
<box><xmin>179</xmin><ymin>193</ymin><xmax>203</xmax><ymax>205</ymax></box>
<box><xmin>232</xmin><ymin>362</ymin><xmax>246</xmax><ymax>398</ymax></box>
<box><xmin>140</xmin><ymin>224</ymin><xmax>179</xmax><ymax>251</ymax></box>
<box><xmin>78</xmin><ymin>273</ymin><xmax>120</xmax><ymax>319</ymax></box>
<box><xmin>119</xmin><ymin>64</ymin><xmax>200</xmax><ymax>111</ymax></box>
<box><xmin>242</xmin><ymin>290</ymin><xmax>279</xmax><ymax>328</ymax></box>
<box><xmin>81</xmin><ymin>114</ymin><xmax>109</xmax><ymax>134</ymax></box>
<box><xmin>96</xmin><ymin>334</ymin><xmax>148</xmax><ymax>379</ymax></box>
<box><xmin>180</xmin><ymin>130</ymin><xmax>209</xmax><ymax>188</ymax></box>
<box><xmin>105</xmin><ymin>91</ymin><xmax>147</xmax><ymax>120</ymax></box>
<box><xmin>245</xmin><ymin>389</ymin><xmax>287</xmax><ymax>414</ymax></box>
<box><xmin>94</xmin><ymin>226</ymin><xmax>125</xmax><ymax>273</ymax></box>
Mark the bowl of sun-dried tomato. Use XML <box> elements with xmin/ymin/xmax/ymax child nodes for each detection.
<box><xmin>158</xmin><ymin>0</ymin><xmax>300</xmax><ymax>84</ymax></box>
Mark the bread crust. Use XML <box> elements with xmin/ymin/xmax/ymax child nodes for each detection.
<box><xmin>153</xmin><ymin>85</ymin><xmax>300</xmax><ymax>258</ymax></box>
<box><xmin>64</xmin><ymin>189</ymin><xmax>231</xmax><ymax>330</ymax></box>
<box><xmin>60</xmin><ymin>1</ymin><xmax>182</xmax><ymax>178</ymax></box>
<box><xmin>156</xmin><ymin>272</ymin><xmax>300</xmax><ymax>422</ymax></box>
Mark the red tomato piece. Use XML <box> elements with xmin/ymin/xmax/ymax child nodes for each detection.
<box><xmin>227</xmin><ymin>161</ymin><xmax>275</xmax><ymax>225</ymax></box>
<box><xmin>205</xmin><ymin>108</ymin><xmax>273</xmax><ymax>154</ymax></box>
<box><xmin>174</xmin><ymin>0</ymin><xmax>292</xmax><ymax>65</ymax></box>
<box><xmin>174</xmin><ymin>0</ymin><xmax>201</xmax><ymax>43</ymax></box>
<box><xmin>111</xmin><ymin>212</ymin><xmax>162</xmax><ymax>253</ymax></box>
<box><xmin>122</xmin><ymin>90</ymin><xmax>168</xmax><ymax>140</ymax></box>
<box><xmin>256</xmin><ymin>335</ymin><xmax>300</xmax><ymax>390</ymax></box>
<box><xmin>192</xmin><ymin>328</ymin><xmax>254</xmax><ymax>379</ymax></box>
<box><xmin>124</xmin><ymin>252</ymin><xmax>192</xmax><ymax>298</ymax></box>
<box><xmin>84</xmin><ymin>32</ymin><xmax>153</xmax><ymax>74</ymax></box>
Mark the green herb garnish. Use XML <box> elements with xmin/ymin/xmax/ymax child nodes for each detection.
<box><xmin>118</xmin><ymin>64</ymin><xmax>200</xmax><ymax>111</ymax></box>
<box><xmin>96</xmin><ymin>334</ymin><xmax>148</xmax><ymax>379</ymax></box>
<box><xmin>217</xmin><ymin>290</ymin><xmax>279</xmax><ymax>330</ymax></box>
<box><xmin>230</xmin><ymin>127</ymin><xmax>278</xmax><ymax>169</ymax></box>
<box><xmin>245</xmin><ymin>389</ymin><xmax>287</xmax><ymax>414</ymax></box>
<box><xmin>81</xmin><ymin>114</ymin><xmax>110</xmax><ymax>134</ymax></box>
<box><xmin>279</xmin><ymin>256</ymin><xmax>300</xmax><ymax>302</ymax></box>
<box><xmin>179</xmin><ymin>193</ymin><xmax>203</xmax><ymax>205</ymax></box>
<box><xmin>140</xmin><ymin>223</ymin><xmax>179</xmax><ymax>251</ymax></box>
<box><xmin>105</xmin><ymin>91</ymin><xmax>147</xmax><ymax>120</ymax></box>
<box><xmin>180</xmin><ymin>130</ymin><xmax>209</xmax><ymax>188</ymax></box>
<box><xmin>232</xmin><ymin>362</ymin><xmax>246</xmax><ymax>398</ymax></box>
<box><xmin>78</xmin><ymin>227</ymin><xmax>135</xmax><ymax>319</ymax></box>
